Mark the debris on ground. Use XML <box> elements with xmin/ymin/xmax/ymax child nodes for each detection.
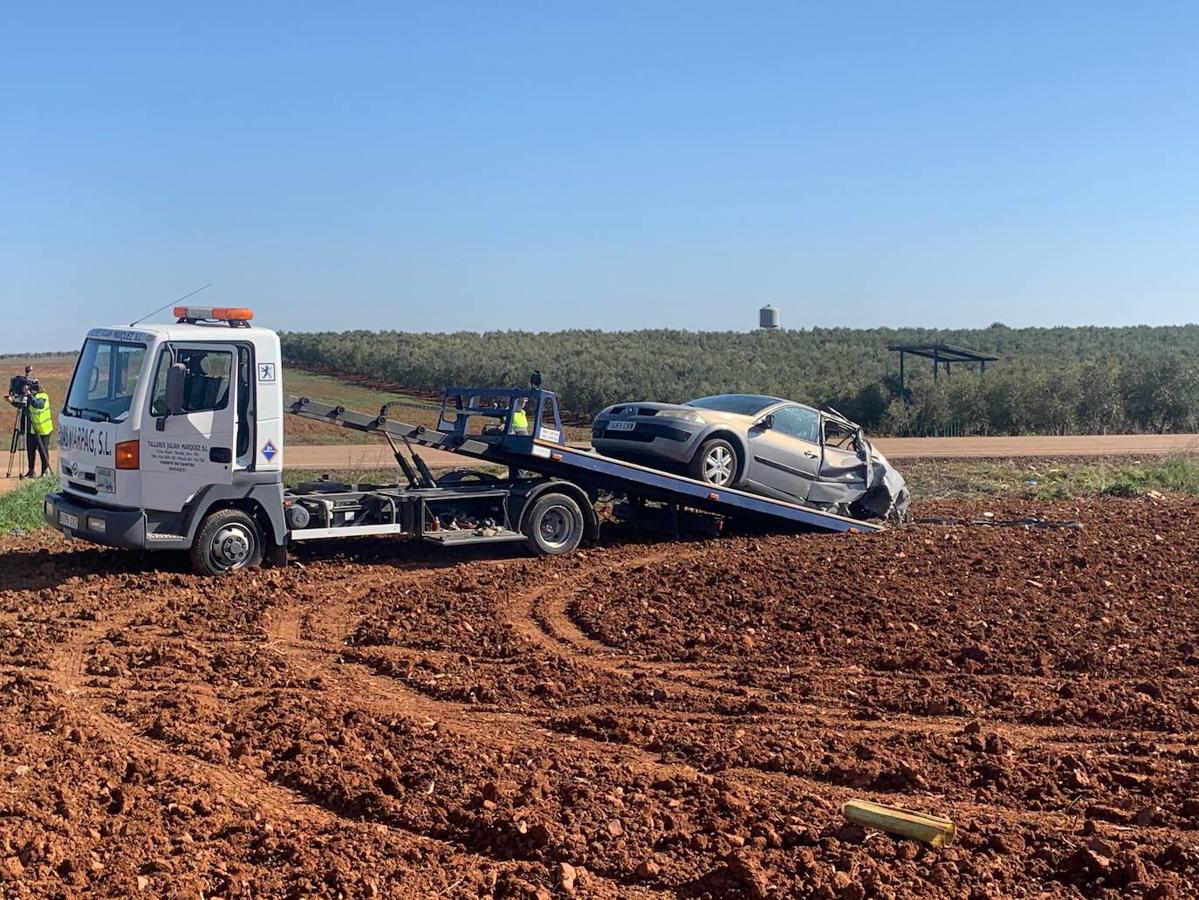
<box><xmin>842</xmin><ymin>799</ymin><xmax>956</xmax><ymax>846</ymax></box>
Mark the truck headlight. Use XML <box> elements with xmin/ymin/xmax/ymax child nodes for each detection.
<box><xmin>86</xmin><ymin>516</ymin><xmax>106</xmax><ymax>534</ymax></box>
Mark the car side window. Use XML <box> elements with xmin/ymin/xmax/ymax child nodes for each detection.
<box><xmin>823</xmin><ymin>416</ymin><xmax>860</xmax><ymax>450</ymax></box>
<box><xmin>149</xmin><ymin>349</ymin><xmax>233</xmax><ymax>416</ymax></box>
<box><xmin>770</xmin><ymin>405</ymin><xmax>820</xmax><ymax>444</ymax></box>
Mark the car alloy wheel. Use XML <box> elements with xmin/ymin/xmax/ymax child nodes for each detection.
<box><xmin>703</xmin><ymin>444</ymin><xmax>735</xmax><ymax>486</ymax></box>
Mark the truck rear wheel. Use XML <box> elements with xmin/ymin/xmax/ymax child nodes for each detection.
<box><xmin>190</xmin><ymin>508</ymin><xmax>264</xmax><ymax>576</ymax></box>
<box><xmin>523</xmin><ymin>493</ymin><xmax>584</xmax><ymax>556</ymax></box>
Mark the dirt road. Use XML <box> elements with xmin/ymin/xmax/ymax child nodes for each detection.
<box><xmin>279</xmin><ymin>432</ymin><xmax>1199</xmax><ymax>465</ymax></box>
<box><xmin>2</xmin><ymin>496</ymin><xmax>1198</xmax><ymax>896</ymax></box>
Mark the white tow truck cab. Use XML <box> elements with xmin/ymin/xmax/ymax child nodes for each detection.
<box><xmin>46</xmin><ymin>307</ymin><xmax>291</xmax><ymax>572</ymax></box>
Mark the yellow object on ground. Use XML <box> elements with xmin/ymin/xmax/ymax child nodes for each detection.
<box><xmin>841</xmin><ymin>799</ymin><xmax>956</xmax><ymax>847</ymax></box>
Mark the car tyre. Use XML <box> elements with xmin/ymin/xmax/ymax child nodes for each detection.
<box><xmin>523</xmin><ymin>492</ymin><xmax>585</xmax><ymax>556</ymax></box>
<box><xmin>190</xmin><ymin>508</ymin><xmax>264</xmax><ymax>576</ymax></box>
<box><xmin>690</xmin><ymin>437</ymin><xmax>739</xmax><ymax>487</ymax></box>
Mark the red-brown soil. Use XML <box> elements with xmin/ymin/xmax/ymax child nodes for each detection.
<box><xmin>2</xmin><ymin>497</ymin><xmax>1198</xmax><ymax>897</ymax></box>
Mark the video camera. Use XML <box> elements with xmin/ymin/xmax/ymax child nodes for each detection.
<box><xmin>7</xmin><ymin>374</ymin><xmax>32</xmax><ymax>409</ymax></box>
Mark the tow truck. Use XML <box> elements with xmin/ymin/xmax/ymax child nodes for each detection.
<box><xmin>45</xmin><ymin>307</ymin><xmax>882</xmax><ymax>575</ymax></box>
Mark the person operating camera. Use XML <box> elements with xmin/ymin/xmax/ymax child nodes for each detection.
<box><xmin>22</xmin><ymin>377</ymin><xmax>53</xmax><ymax>478</ymax></box>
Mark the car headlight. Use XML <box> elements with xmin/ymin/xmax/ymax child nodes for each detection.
<box><xmin>657</xmin><ymin>409</ymin><xmax>706</xmax><ymax>425</ymax></box>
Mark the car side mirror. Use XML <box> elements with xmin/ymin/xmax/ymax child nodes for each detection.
<box><xmin>759</xmin><ymin>413</ymin><xmax>774</xmax><ymax>430</ymax></box>
<box><xmin>165</xmin><ymin>363</ymin><xmax>187</xmax><ymax>416</ymax></box>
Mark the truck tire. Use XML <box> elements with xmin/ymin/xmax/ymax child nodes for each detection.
<box><xmin>190</xmin><ymin>508</ymin><xmax>265</xmax><ymax>576</ymax></box>
<box><xmin>523</xmin><ymin>493</ymin><xmax>585</xmax><ymax>556</ymax></box>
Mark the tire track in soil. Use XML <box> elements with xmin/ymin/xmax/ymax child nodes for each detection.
<box><xmin>266</xmin><ymin>595</ymin><xmax>675</xmax><ymax>897</ymax></box>
<box><xmin>46</xmin><ymin>605</ymin><xmax>349</xmax><ymax>830</ymax></box>
<box><xmin>40</xmin><ymin>587</ymin><xmax>557</xmax><ymax>881</ymax></box>
<box><xmin>481</xmin><ymin>552</ymin><xmax>1199</xmax><ymax>837</ymax></box>
<box><xmin>506</xmin><ymin>549</ymin><xmax>1181</xmax><ymax>759</ymax></box>
<box><xmin>270</xmin><ymin>555</ymin><xmax>1163</xmax><ymax>843</ymax></box>
<box><xmin>508</xmin><ymin>548</ymin><xmax>782</xmax><ymax>704</ymax></box>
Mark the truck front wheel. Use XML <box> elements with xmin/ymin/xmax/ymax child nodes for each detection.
<box><xmin>190</xmin><ymin>508</ymin><xmax>264</xmax><ymax>576</ymax></box>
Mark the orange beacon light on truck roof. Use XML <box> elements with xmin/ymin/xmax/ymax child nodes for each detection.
<box><xmin>173</xmin><ymin>307</ymin><xmax>254</xmax><ymax>323</ymax></box>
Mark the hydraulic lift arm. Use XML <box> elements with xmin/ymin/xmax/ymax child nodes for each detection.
<box><xmin>285</xmin><ymin>395</ymin><xmax>451</xmax><ymax>445</ymax></box>
<box><xmin>285</xmin><ymin>395</ymin><xmax>498</xmax><ymax>486</ymax></box>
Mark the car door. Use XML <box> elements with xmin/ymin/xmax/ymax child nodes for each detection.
<box><xmin>745</xmin><ymin>404</ymin><xmax>822</xmax><ymax>502</ymax></box>
<box><xmin>807</xmin><ymin>414</ymin><xmax>870</xmax><ymax>505</ymax></box>
<box><xmin>141</xmin><ymin>343</ymin><xmax>238</xmax><ymax>514</ymax></box>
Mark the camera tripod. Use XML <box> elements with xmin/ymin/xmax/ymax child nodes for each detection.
<box><xmin>6</xmin><ymin>403</ymin><xmax>29</xmax><ymax>479</ymax></box>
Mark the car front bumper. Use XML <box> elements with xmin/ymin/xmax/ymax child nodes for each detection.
<box><xmin>44</xmin><ymin>492</ymin><xmax>147</xmax><ymax>550</ymax></box>
<box><xmin>592</xmin><ymin>419</ymin><xmax>703</xmax><ymax>466</ymax></box>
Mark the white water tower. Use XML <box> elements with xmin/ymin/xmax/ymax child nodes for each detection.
<box><xmin>759</xmin><ymin>304</ymin><xmax>780</xmax><ymax>329</ymax></box>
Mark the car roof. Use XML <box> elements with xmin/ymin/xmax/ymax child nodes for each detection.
<box><xmin>690</xmin><ymin>393</ymin><xmax>787</xmax><ymax>406</ymax></box>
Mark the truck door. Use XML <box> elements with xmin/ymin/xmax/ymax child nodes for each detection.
<box><xmin>142</xmin><ymin>343</ymin><xmax>238</xmax><ymax>513</ymax></box>
<box><xmin>745</xmin><ymin>404</ymin><xmax>822</xmax><ymax>502</ymax></box>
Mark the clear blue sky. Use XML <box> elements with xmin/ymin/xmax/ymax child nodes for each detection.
<box><xmin>3</xmin><ymin>2</ymin><xmax>1198</xmax><ymax>353</ymax></box>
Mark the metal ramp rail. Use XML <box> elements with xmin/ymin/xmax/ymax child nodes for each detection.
<box><xmin>285</xmin><ymin>389</ymin><xmax>883</xmax><ymax>535</ymax></box>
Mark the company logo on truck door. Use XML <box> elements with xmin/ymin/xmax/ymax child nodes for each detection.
<box><xmin>59</xmin><ymin>423</ymin><xmax>113</xmax><ymax>457</ymax></box>
<box><xmin>145</xmin><ymin>439</ymin><xmax>207</xmax><ymax>473</ymax></box>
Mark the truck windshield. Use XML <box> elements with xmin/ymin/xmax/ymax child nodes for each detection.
<box><xmin>65</xmin><ymin>339</ymin><xmax>148</xmax><ymax>422</ymax></box>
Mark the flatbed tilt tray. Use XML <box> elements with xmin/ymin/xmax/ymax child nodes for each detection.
<box><xmin>282</xmin><ymin>386</ymin><xmax>881</xmax><ymax>556</ymax></box>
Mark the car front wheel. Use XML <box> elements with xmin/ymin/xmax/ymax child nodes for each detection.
<box><xmin>690</xmin><ymin>437</ymin><xmax>739</xmax><ymax>487</ymax></box>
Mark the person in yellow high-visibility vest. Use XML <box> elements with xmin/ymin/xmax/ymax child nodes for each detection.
<box><xmin>24</xmin><ymin>378</ymin><xmax>52</xmax><ymax>478</ymax></box>
<box><xmin>511</xmin><ymin>397</ymin><xmax>530</xmax><ymax>435</ymax></box>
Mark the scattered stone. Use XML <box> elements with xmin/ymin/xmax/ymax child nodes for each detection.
<box><xmin>836</xmin><ymin>824</ymin><xmax>867</xmax><ymax>845</ymax></box>
<box><xmin>1061</xmin><ymin>846</ymin><xmax>1111</xmax><ymax>878</ymax></box>
<box><xmin>1135</xmin><ymin>806</ymin><xmax>1161</xmax><ymax>827</ymax></box>
<box><xmin>986</xmin><ymin>833</ymin><xmax>1024</xmax><ymax>855</ymax></box>
<box><xmin>1064</xmin><ymin>768</ymin><xmax>1090</xmax><ymax>790</ymax></box>
<box><xmin>556</xmin><ymin>862</ymin><xmax>576</xmax><ymax>894</ymax></box>
<box><xmin>635</xmin><ymin>857</ymin><xmax>660</xmax><ymax>879</ymax></box>
<box><xmin>960</xmin><ymin>645</ymin><xmax>990</xmax><ymax>663</ymax></box>
<box><xmin>1085</xmin><ymin>836</ymin><xmax>1118</xmax><ymax>859</ymax></box>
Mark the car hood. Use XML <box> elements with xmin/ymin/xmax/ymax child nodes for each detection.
<box><xmin>599</xmin><ymin>401</ymin><xmax>752</xmax><ymax>427</ymax></box>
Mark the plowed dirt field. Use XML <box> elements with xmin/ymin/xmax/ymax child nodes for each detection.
<box><xmin>2</xmin><ymin>497</ymin><xmax>1198</xmax><ymax>898</ymax></box>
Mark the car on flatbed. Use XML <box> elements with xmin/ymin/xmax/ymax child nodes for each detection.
<box><xmin>591</xmin><ymin>393</ymin><xmax>909</xmax><ymax>520</ymax></box>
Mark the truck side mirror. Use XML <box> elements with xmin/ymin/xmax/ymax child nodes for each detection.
<box><xmin>165</xmin><ymin>363</ymin><xmax>187</xmax><ymax>416</ymax></box>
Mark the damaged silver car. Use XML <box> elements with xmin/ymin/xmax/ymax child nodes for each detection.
<box><xmin>592</xmin><ymin>393</ymin><xmax>909</xmax><ymax>521</ymax></box>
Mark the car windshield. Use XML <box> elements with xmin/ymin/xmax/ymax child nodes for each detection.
<box><xmin>65</xmin><ymin>338</ymin><xmax>148</xmax><ymax>422</ymax></box>
<box><xmin>687</xmin><ymin>394</ymin><xmax>780</xmax><ymax>416</ymax></box>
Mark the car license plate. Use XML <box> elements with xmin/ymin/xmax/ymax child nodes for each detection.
<box><xmin>608</xmin><ymin>420</ymin><xmax>637</xmax><ymax>431</ymax></box>
<box><xmin>59</xmin><ymin>512</ymin><xmax>79</xmax><ymax>530</ymax></box>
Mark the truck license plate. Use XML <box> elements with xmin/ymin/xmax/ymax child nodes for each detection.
<box><xmin>608</xmin><ymin>421</ymin><xmax>637</xmax><ymax>431</ymax></box>
<box><xmin>59</xmin><ymin>512</ymin><xmax>79</xmax><ymax>530</ymax></box>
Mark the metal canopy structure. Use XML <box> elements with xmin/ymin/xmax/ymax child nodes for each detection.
<box><xmin>887</xmin><ymin>343</ymin><xmax>999</xmax><ymax>391</ymax></box>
